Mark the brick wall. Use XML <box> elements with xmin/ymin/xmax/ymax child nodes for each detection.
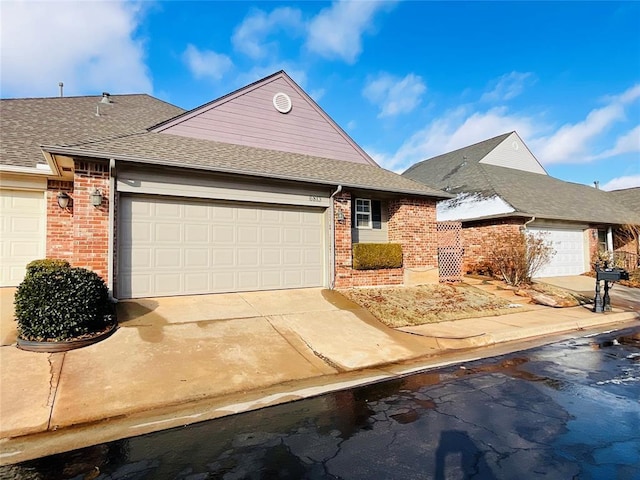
<box><xmin>388</xmin><ymin>197</ymin><xmax>438</xmax><ymax>269</ymax></box>
<box><xmin>333</xmin><ymin>192</ymin><xmax>437</xmax><ymax>288</ymax></box>
<box><xmin>73</xmin><ymin>161</ymin><xmax>110</xmax><ymax>281</ymax></box>
<box><xmin>44</xmin><ymin>161</ymin><xmax>110</xmax><ymax>283</ymax></box>
<box><xmin>46</xmin><ymin>180</ymin><xmax>74</xmax><ymax>261</ymax></box>
<box><xmin>461</xmin><ymin>218</ymin><xmax>523</xmax><ymax>272</ymax></box>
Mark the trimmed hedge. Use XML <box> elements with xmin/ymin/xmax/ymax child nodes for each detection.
<box><xmin>25</xmin><ymin>258</ymin><xmax>71</xmax><ymax>276</ymax></box>
<box><xmin>352</xmin><ymin>243</ymin><xmax>403</xmax><ymax>270</ymax></box>
<box><xmin>15</xmin><ymin>267</ymin><xmax>114</xmax><ymax>341</ymax></box>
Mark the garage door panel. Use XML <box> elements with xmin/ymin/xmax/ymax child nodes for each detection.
<box><xmin>118</xmin><ymin>196</ymin><xmax>325</xmax><ymax>298</ymax></box>
<box><xmin>262</xmin><ymin>249</ymin><xmax>282</xmax><ymax>265</ymax></box>
<box><xmin>185</xmin><ymin>224</ymin><xmax>209</xmax><ymax>242</ymax></box>
<box><xmin>214</xmin><ymin>226</ymin><xmax>235</xmax><ymax>244</ymax></box>
<box><xmin>0</xmin><ymin>189</ymin><xmax>45</xmax><ymax>286</ymax></box>
<box><xmin>262</xmin><ymin>227</ymin><xmax>281</xmax><ymax>243</ymax></box>
<box><xmin>528</xmin><ymin>227</ymin><xmax>586</xmax><ymax>277</ymax></box>
<box><xmin>238</xmin><ymin>271</ymin><xmax>259</xmax><ymax>289</ymax></box>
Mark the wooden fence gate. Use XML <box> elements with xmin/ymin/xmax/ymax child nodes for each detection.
<box><xmin>437</xmin><ymin>221</ymin><xmax>463</xmax><ymax>282</ymax></box>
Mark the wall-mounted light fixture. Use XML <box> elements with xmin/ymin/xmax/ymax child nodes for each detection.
<box><xmin>337</xmin><ymin>208</ymin><xmax>345</xmax><ymax>222</ymax></box>
<box><xmin>57</xmin><ymin>191</ymin><xmax>71</xmax><ymax>209</ymax></box>
<box><xmin>90</xmin><ymin>188</ymin><xmax>103</xmax><ymax>207</ymax></box>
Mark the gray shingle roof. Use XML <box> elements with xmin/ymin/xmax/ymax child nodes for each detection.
<box><xmin>43</xmin><ymin>131</ymin><xmax>451</xmax><ymax>198</ymax></box>
<box><xmin>0</xmin><ymin>94</ymin><xmax>184</xmax><ymax>169</ymax></box>
<box><xmin>403</xmin><ymin>135</ymin><xmax>639</xmax><ymax>225</ymax></box>
<box><xmin>609</xmin><ymin>187</ymin><xmax>640</xmax><ymax>217</ymax></box>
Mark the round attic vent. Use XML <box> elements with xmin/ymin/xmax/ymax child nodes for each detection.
<box><xmin>512</xmin><ymin>141</ymin><xmax>519</xmax><ymax>151</ymax></box>
<box><xmin>273</xmin><ymin>92</ymin><xmax>292</xmax><ymax>113</ymax></box>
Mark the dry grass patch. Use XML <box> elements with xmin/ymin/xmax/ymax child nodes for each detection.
<box><xmin>341</xmin><ymin>283</ymin><xmax>519</xmax><ymax>328</ymax></box>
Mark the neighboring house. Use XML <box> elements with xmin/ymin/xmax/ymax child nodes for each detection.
<box><xmin>403</xmin><ymin>131</ymin><xmax>640</xmax><ymax>277</ymax></box>
<box><xmin>0</xmin><ymin>71</ymin><xmax>449</xmax><ymax>298</ymax></box>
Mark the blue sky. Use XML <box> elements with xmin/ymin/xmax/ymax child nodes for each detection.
<box><xmin>2</xmin><ymin>1</ymin><xmax>639</xmax><ymax>190</ymax></box>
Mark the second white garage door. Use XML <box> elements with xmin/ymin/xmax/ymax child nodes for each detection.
<box><xmin>118</xmin><ymin>196</ymin><xmax>326</xmax><ymax>298</ymax></box>
<box><xmin>528</xmin><ymin>226</ymin><xmax>586</xmax><ymax>277</ymax></box>
<box><xmin>0</xmin><ymin>189</ymin><xmax>45</xmax><ymax>287</ymax></box>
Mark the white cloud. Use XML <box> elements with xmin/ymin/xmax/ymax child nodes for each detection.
<box><xmin>374</xmin><ymin>83</ymin><xmax>640</xmax><ymax>173</ymax></box>
<box><xmin>1</xmin><ymin>0</ymin><xmax>152</xmax><ymax>97</ymax></box>
<box><xmin>373</xmin><ymin>106</ymin><xmax>539</xmax><ymax>172</ymax></box>
<box><xmin>602</xmin><ymin>174</ymin><xmax>640</xmax><ymax>191</ymax></box>
<box><xmin>232</xmin><ymin>7</ymin><xmax>304</xmax><ymax>59</ymax></box>
<box><xmin>309</xmin><ymin>88</ymin><xmax>326</xmax><ymax>103</ymax></box>
<box><xmin>363</xmin><ymin>73</ymin><xmax>426</xmax><ymax>118</ymax></box>
<box><xmin>481</xmin><ymin>72</ymin><xmax>535</xmax><ymax>103</ymax></box>
<box><xmin>306</xmin><ymin>0</ymin><xmax>396</xmax><ymax>63</ymax></box>
<box><xmin>593</xmin><ymin>125</ymin><xmax>640</xmax><ymax>159</ymax></box>
<box><xmin>531</xmin><ymin>84</ymin><xmax>640</xmax><ymax>164</ymax></box>
<box><xmin>183</xmin><ymin>45</ymin><xmax>233</xmax><ymax>81</ymax></box>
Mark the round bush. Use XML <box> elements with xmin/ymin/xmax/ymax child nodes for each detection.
<box><xmin>15</xmin><ymin>267</ymin><xmax>114</xmax><ymax>341</ymax></box>
<box><xmin>25</xmin><ymin>258</ymin><xmax>71</xmax><ymax>277</ymax></box>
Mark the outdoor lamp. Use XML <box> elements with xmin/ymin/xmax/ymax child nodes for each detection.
<box><xmin>337</xmin><ymin>209</ymin><xmax>345</xmax><ymax>222</ymax></box>
<box><xmin>57</xmin><ymin>191</ymin><xmax>71</xmax><ymax>209</ymax></box>
<box><xmin>90</xmin><ymin>188</ymin><xmax>103</xmax><ymax>207</ymax></box>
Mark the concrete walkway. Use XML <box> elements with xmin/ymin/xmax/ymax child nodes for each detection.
<box><xmin>1</xmin><ymin>280</ymin><xmax>638</xmax><ymax>464</ymax></box>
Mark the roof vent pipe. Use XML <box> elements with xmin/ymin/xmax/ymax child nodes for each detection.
<box><xmin>100</xmin><ymin>92</ymin><xmax>112</xmax><ymax>104</ymax></box>
<box><xmin>59</xmin><ymin>82</ymin><xmax>64</xmax><ymax>97</ymax></box>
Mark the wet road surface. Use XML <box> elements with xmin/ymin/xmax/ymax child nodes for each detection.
<box><xmin>2</xmin><ymin>327</ymin><xmax>639</xmax><ymax>479</ymax></box>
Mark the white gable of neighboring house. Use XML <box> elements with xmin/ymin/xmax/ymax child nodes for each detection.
<box><xmin>152</xmin><ymin>72</ymin><xmax>377</xmax><ymax>166</ymax></box>
<box><xmin>479</xmin><ymin>132</ymin><xmax>547</xmax><ymax>174</ymax></box>
<box><xmin>437</xmin><ymin>192</ymin><xmax>515</xmax><ymax>221</ymax></box>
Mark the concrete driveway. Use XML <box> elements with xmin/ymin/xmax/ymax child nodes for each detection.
<box><xmin>534</xmin><ymin>275</ymin><xmax>640</xmax><ymax>311</ymax></box>
<box><xmin>0</xmin><ymin>288</ymin><xmax>437</xmax><ymax>439</ymax></box>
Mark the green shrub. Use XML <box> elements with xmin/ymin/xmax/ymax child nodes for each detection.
<box><xmin>352</xmin><ymin>243</ymin><xmax>403</xmax><ymax>270</ymax></box>
<box><xmin>14</xmin><ymin>267</ymin><xmax>114</xmax><ymax>341</ymax></box>
<box><xmin>25</xmin><ymin>258</ymin><xmax>71</xmax><ymax>277</ymax></box>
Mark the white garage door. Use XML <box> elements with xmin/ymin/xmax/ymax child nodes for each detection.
<box><xmin>118</xmin><ymin>196</ymin><xmax>326</xmax><ymax>298</ymax></box>
<box><xmin>528</xmin><ymin>227</ymin><xmax>586</xmax><ymax>277</ymax></box>
<box><xmin>0</xmin><ymin>189</ymin><xmax>45</xmax><ymax>286</ymax></box>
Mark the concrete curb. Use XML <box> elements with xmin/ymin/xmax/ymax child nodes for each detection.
<box><xmin>402</xmin><ymin>311</ymin><xmax>640</xmax><ymax>350</ymax></box>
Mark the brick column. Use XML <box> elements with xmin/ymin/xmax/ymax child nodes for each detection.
<box><xmin>333</xmin><ymin>191</ymin><xmax>353</xmax><ymax>288</ymax></box>
<box><xmin>388</xmin><ymin>197</ymin><xmax>438</xmax><ymax>269</ymax></box>
<box><xmin>46</xmin><ymin>180</ymin><xmax>74</xmax><ymax>261</ymax></box>
<box><xmin>72</xmin><ymin>161</ymin><xmax>110</xmax><ymax>282</ymax></box>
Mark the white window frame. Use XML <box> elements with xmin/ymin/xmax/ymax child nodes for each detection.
<box><xmin>355</xmin><ymin>198</ymin><xmax>372</xmax><ymax>229</ymax></box>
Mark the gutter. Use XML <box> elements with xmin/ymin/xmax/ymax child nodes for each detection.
<box><xmin>107</xmin><ymin>159</ymin><xmax>116</xmax><ymax>299</ymax></box>
<box><xmin>329</xmin><ymin>185</ymin><xmax>343</xmax><ymax>289</ymax></box>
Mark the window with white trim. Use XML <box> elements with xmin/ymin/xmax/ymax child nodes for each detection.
<box><xmin>353</xmin><ymin>198</ymin><xmax>382</xmax><ymax>230</ymax></box>
<box><xmin>355</xmin><ymin>198</ymin><xmax>372</xmax><ymax>228</ymax></box>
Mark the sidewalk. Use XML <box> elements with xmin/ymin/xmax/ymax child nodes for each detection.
<box><xmin>1</xmin><ymin>283</ymin><xmax>638</xmax><ymax>464</ymax></box>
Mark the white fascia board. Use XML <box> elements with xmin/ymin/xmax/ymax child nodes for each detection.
<box><xmin>437</xmin><ymin>192</ymin><xmax>515</xmax><ymax>221</ymax></box>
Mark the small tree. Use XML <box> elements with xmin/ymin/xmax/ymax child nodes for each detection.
<box><xmin>486</xmin><ymin>230</ymin><xmax>555</xmax><ymax>286</ymax></box>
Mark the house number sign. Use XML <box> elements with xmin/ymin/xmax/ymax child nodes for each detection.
<box><xmin>309</xmin><ymin>195</ymin><xmax>322</xmax><ymax>202</ymax></box>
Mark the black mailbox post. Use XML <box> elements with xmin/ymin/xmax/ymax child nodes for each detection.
<box><xmin>593</xmin><ymin>263</ymin><xmax>630</xmax><ymax>313</ymax></box>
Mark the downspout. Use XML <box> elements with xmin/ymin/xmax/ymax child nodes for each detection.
<box><xmin>329</xmin><ymin>185</ymin><xmax>343</xmax><ymax>289</ymax></box>
<box><xmin>606</xmin><ymin>226</ymin><xmax>614</xmax><ymax>253</ymax></box>
<box><xmin>107</xmin><ymin>158</ymin><xmax>116</xmax><ymax>300</ymax></box>
<box><xmin>523</xmin><ymin>216</ymin><xmax>536</xmax><ymax>231</ymax></box>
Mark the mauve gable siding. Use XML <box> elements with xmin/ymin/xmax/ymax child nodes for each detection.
<box><xmin>156</xmin><ymin>76</ymin><xmax>373</xmax><ymax>165</ymax></box>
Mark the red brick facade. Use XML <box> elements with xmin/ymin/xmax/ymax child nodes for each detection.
<box><xmin>461</xmin><ymin>218</ymin><xmax>524</xmax><ymax>272</ymax></box>
<box><xmin>43</xmin><ymin>173</ymin><xmax>438</xmax><ymax>291</ymax></box>
<box><xmin>333</xmin><ymin>191</ymin><xmax>438</xmax><ymax>288</ymax></box>
<box><xmin>45</xmin><ymin>160</ymin><xmax>110</xmax><ymax>282</ymax></box>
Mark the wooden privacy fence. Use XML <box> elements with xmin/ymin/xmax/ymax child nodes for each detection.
<box><xmin>437</xmin><ymin>221</ymin><xmax>463</xmax><ymax>282</ymax></box>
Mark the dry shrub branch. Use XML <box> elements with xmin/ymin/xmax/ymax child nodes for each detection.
<box><xmin>485</xmin><ymin>231</ymin><xmax>555</xmax><ymax>286</ymax></box>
